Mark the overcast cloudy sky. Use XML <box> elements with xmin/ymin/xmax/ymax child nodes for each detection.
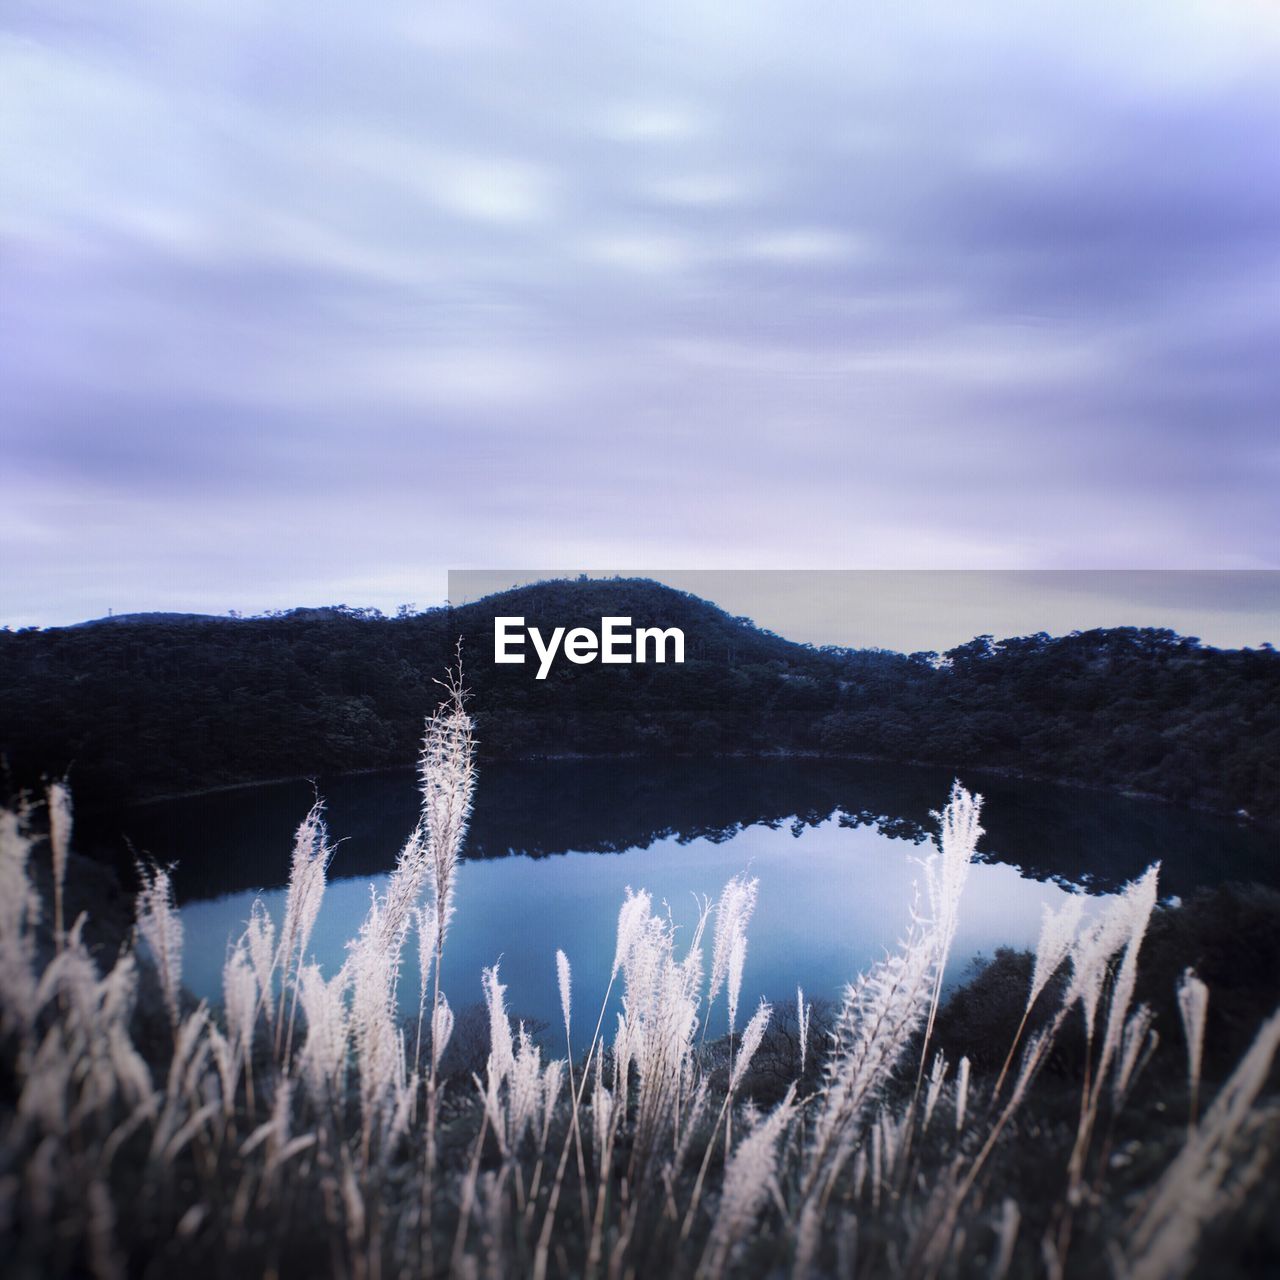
<box><xmin>3</xmin><ymin>0</ymin><xmax>1279</xmax><ymax>632</ymax></box>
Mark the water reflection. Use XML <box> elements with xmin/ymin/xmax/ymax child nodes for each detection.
<box><xmin>116</xmin><ymin>757</ymin><xmax>1275</xmax><ymax>901</ymax></box>
<box><xmin>107</xmin><ymin>758</ymin><xmax>1276</xmax><ymax>1047</ymax></box>
<box><xmin>181</xmin><ymin>817</ymin><xmax>1092</xmax><ymax>1047</ymax></box>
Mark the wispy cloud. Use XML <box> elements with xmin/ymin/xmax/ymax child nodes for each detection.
<box><xmin>2</xmin><ymin>0</ymin><xmax>1278</xmax><ymax>625</ymax></box>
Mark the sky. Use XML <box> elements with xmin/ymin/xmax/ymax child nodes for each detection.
<box><xmin>3</xmin><ymin>1</ymin><xmax>1280</xmax><ymax>632</ymax></box>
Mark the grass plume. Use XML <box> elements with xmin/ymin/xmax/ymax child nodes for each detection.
<box><xmin>0</xmin><ymin>732</ymin><xmax>1276</xmax><ymax>1280</ymax></box>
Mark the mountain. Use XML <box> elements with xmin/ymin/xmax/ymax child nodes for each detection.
<box><xmin>71</xmin><ymin>612</ymin><xmax>231</xmax><ymax>628</ymax></box>
<box><xmin>1</xmin><ymin>577</ymin><xmax>1277</xmax><ymax>821</ymax></box>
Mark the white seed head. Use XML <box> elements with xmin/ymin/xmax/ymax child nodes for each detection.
<box><xmin>730</xmin><ymin>998</ymin><xmax>771</xmax><ymax>1092</ymax></box>
<box><xmin>135</xmin><ymin>862</ymin><xmax>183</xmax><ymax>1027</ymax></box>
<box><xmin>556</xmin><ymin>949</ymin><xmax>572</xmax><ymax>1036</ymax></box>
<box><xmin>1030</xmin><ymin>894</ymin><xmax>1084</xmax><ymax>1008</ymax></box>
<box><xmin>954</xmin><ymin>1055</ymin><xmax>971</xmax><ymax>1132</ymax></box>
<box><xmin>1177</xmin><ymin>967</ymin><xmax>1210</xmax><ymax>1114</ymax></box>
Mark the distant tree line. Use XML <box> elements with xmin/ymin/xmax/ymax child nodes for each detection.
<box><xmin>1</xmin><ymin>578</ymin><xmax>1276</xmax><ymax>821</ymax></box>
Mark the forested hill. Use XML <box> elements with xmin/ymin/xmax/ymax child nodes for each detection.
<box><xmin>1</xmin><ymin>578</ymin><xmax>1277</xmax><ymax>821</ymax></box>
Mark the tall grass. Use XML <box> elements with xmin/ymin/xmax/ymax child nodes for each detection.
<box><xmin>1</xmin><ymin>683</ymin><xmax>1277</xmax><ymax>1278</ymax></box>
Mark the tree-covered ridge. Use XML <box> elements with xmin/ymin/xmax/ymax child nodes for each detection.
<box><xmin>1</xmin><ymin>577</ymin><xmax>1277</xmax><ymax>820</ymax></box>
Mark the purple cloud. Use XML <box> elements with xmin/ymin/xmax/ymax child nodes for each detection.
<box><xmin>2</xmin><ymin>1</ymin><xmax>1279</xmax><ymax>628</ymax></box>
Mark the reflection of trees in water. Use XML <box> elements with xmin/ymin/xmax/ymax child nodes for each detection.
<box><xmin>463</xmin><ymin>758</ymin><xmax>948</xmax><ymax>862</ymax></box>
<box><xmin>109</xmin><ymin>755</ymin><xmax>1277</xmax><ymax>905</ymax></box>
<box><xmin>838</xmin><ymin>809</ymin><xmax>931</xmax><ymax>844</ymax></box>
<box><xmin>396</xmin><ymin>756</ymin><xmax>1277</xmax><ymax>898</ymax></box>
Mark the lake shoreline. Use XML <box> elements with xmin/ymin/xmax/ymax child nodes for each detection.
<box><xmin>104</xmin><ymin>747</ymin><xmax>1275</xmax><ymax>831</ymax></box>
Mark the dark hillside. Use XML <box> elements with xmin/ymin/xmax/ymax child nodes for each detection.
<box><xmin>1</xmin><ymin>578</ymin><xmax>1276</xmax><ymax>822</ymax></box>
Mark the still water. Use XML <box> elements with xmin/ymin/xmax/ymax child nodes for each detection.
<box><xmin>117</xmin><ymin>758</ymin><xmax>1277</xmax><ymax>1046</ymax></box>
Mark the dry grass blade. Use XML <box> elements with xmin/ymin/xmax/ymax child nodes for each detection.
<box><xmin>135</xmin><ymin>861</ymin><xmax>183</xmax><ymax>1030</ymax></box>
<box><xmin>47</xmin><ymin>783</ymin><xmax>72</xmax><ymax>948</ymax></box>
<box><xmin>2</xmin><ymin>760</ymin><xmax>1278</xmax><ymax>1280</ymax></box>
<box><xmin>1177</xmin><ymin>968</ymin><xmax>1210</xmax><ymax>1127</ymax></box>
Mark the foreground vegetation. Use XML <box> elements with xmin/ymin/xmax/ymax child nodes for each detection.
<box><xmin>2</xmin><ymin>682</ymin><xmax>1278</xmax><ymax>1278</ymax></box>
<box><xmin>2</xmin><ymin>578</ymin><xmax>1278</xmax><ymax>820</ymax></box>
